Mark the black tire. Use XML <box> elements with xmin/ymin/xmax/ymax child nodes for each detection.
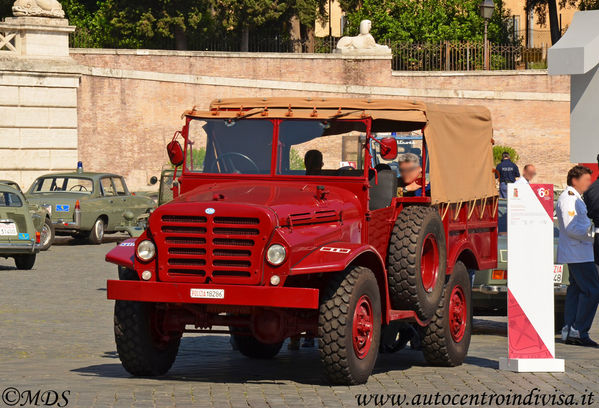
<box><xmin>231</xmin><ymin>329</ymin><xmax>283</xmax><ymax>359</ymax></box>
<box><xmin>114</xmin><ymin>300</ymin><xmax>180</xmax><ymax>376</ymax></box>
<box><xmin>14</xmin><ymin>254</ymin><xmax>36</xmax><ymax>270</ymax></box>
<box><xmin>319</xmin><ymin>265</ymin><xmax>381</xmax><ymax>385</ymax></box>
<box><xmin>388</xmin><ymin>206</ymin><xmax>447</xmax><ymax>321</ymax></box>
<box><xmin>421</xmin><ymin>261</ymin><xmax>472</xmax><ymax>366</ymax></box>
<box><xmin>88</xmin><ymin>218</ymin><xmax>105</xmax><ymax>244</ymax></box>
<box><xmin>39</xmin><ymin>217</ymin><xmax>54</xmax><ymax>251</ymax></box>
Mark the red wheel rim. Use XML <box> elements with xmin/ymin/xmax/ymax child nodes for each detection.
<box><xmin>449</xmin><ymin>285</ymin><xmax>467</xmax><ymax>342</ymax></box>
<box><xmin>352</xmin><ymin>295</ymin><xmax>374</xmax><ymax>359</ymax></box>
<box><xmin>421</xmin><ymin>233</ymin><xmax>440</xmax><ymax>292</ymax></box>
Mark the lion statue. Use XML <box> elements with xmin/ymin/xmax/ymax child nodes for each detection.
<box><xmin>336</xmin><ymin>20</ymin><xmax>390</xmax><ymax>51</ymax></box>
<box><xmin>12</xmin><ymin>0</ymin><xmax>65</xmax><ymax>18</ymax></box>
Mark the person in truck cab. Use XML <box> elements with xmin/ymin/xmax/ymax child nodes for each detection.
<box><xmin>304</xmin><ymin>150</ymin><xmax>324</xmax><ymax>175</ymax></box>
<box><xmin>397</xmin><ymin>153</ymin><xmax>430</xmax><ymax>197</ymax></box>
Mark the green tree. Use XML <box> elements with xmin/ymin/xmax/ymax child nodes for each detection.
<box><xmin>285</xmin><ymin>0</ymin><xmax>328</xmax><ymax>52</ymax></box>
<box><xmin>0</xmin><ymin>0</ymin><xmax>12</xmax><ymax>19</ymax></box>
<box><xmin>341</xmin><ymin>0</ymin><xmax>514</xmax><ymax>44</ymax></box>
<box><xmin>211</xmin><ymin>0</ymin><xmax>286</xmax><ymax>51</ymax></box>
<box><xmin>493</xmin><ymin>145</ymin><xmax>519</xmax><ymax>166</ymax></box>
<box><xmin>64</xmin><ymin>0</ymin><xmax>214</xmax><ymax>49</ymax></box>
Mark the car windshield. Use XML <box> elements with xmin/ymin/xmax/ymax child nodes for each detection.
<box><xmin>0</xmin><ymin>191</ymin><xmax>22</xmax><ymax>207</ymax></box>
<box><xmin>30</xmin><ymin>177</ymin><xmax>93</xmax><ymax>194</ymax></box>
<box><xmin>186</xmin><ymin>119</ymin><xmax>273</xmax><ymax>175</ymax></box>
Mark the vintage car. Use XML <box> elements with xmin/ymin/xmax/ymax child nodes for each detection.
<box><xmin>472</xmin><ymin>199</ymin><xmax>568</xmax><ymax>330</ymax></box>
<box><xmin>25</xmin><ymin>169</ymin><xmax>156</xmax><ymax>244</ymax></box>
<box><xmin>106</xmin><ymin>98</ymin><xmax>499</xmax><ymax>384</ymax></box>
<box><xmin>0</xmin><ymin>184</ymin><xmax>40</xmax><ymax>269</ymax></box>
<box><xmin>0</xmin><ymin>180</ymin><xmax>54</xmax><ymax>251</ymax></box>
<box><xmin>149</xmin><ymin>169</ymin><xmax>174</xmax><ymax>206</ymax></box>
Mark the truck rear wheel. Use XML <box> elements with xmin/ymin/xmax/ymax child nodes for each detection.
<box><xmin>388</xmin><ymin>205</ymin><xmax>446</xmax><ymax>321</ymax></box>
<box><xmin>421</xmin><ymin>261</ymin><xmax>472</xmax><ymax>366</ymax></box>
<box><xmin>114</xmin><ymin>301</ymin><xmax>181</xmax><ymax>376</ymax></box>
<box><xmin>231</xmin><ymin>329</ymin><xmax>283</xmax><ymax>359</ymax></box>
<box><xmin>319</xmin><ymin>265</ymin><xmax>381</xmax><ymax>385</ymax></box>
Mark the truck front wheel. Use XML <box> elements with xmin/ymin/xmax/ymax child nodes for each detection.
<box><xmin>319</xmin><ymin>265</ymin><xmax>381</xmax><ymax>385</ymax></box>
<box><xmin>421</xmin><ymin>261</ymin><xmax>472</xmax><ymax>366</ymax></box>
<box><xmin>114</xmin><ymin>301</ymin><xmax>181</xmax><ymax>376</ymax></box>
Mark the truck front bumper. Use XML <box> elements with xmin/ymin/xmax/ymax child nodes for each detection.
<box><xmin>107</xmin><ymin>280</ymin><xmax>320</xmax><ymax>309</ymax></box>
<box><xmin>472</xmin><ymin>284</ymin><xmax>568</xmax><ymax>296</ymax></box>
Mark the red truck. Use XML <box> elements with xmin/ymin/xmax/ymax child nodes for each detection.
<box><xmin>106</xmin><ymin>98</ymin><xmax>498</xmax><ymax>384</ymax></box>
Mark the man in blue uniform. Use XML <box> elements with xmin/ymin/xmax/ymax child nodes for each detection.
<box><xmin>557</xmin><ymin>165</ymin><xmax>599</xmax><ymax>347</ymax></box>
<box><xmin>496</xmin><ymin>152</ymin><xmax>520</xmax><ymax>198</ymax></box>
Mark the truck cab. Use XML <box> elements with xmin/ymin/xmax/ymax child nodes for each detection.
<box><xmin>106</xmin><ymin>97</ymin><xmax>498</xmax><ymax>384</ymax></box>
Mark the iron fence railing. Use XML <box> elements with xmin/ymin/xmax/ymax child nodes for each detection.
<box><xmin>388</xmin><ymin>41</ymin><xmax>547</xmax><ymax>71</ymax></box>
<box><xmin>69</xmin><ymin>30</ymin><xmax>546</xmax><ymax>71</ymax></box>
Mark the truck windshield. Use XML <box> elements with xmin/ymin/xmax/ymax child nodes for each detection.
<box><xmin>277</xmin><ymin>120</ymin><xmax>366</xmax><ymax>177</ymax></box>
<box><xmin>186</xmin><ymin>119</ymin><xmax>273</xmax><ymax>175</ymax></box>
<box><xmin>30</xmin><ymin>177</ymin><xmax>93</xmax><ymax>194</ymax></box>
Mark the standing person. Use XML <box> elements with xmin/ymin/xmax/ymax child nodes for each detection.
<box><xmin>557</xmin><ymin>165</ymin><xmax>599</xmax><ymax>347</ymax></box>
<box><xmin>496</xmin><ymin>152</ymin><xmax>520</xmax><ymax>198</ymax></box>
<box><xmin>583</xmin><ymin>154</ymin><xmax>599</xmax><ymax>264</ymax></box>
<box><xmin>514</xmin><ymin>164</ymin><xmax>536</xmax><ymax>185</ymax></box>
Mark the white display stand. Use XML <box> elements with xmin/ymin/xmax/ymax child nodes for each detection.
<box><xmin>499</xmin><ymin>183</ymin><xmax>565</xmax><ymax>372</ymax></box>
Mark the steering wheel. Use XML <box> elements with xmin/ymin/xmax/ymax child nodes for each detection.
<box><xmin>208</xmin><ymin>152</ymin><xmax>260</xmax><ymax>174</ymax></box>
<box><xmin>69</xmin><ymin>185</ymin><xmax>88</xmax><ymax>192</ymax></box>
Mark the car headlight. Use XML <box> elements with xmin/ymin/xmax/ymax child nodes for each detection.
<box><xmin>266</xmin><ymin>244</ymin><xmax>286</xmax><ymax>266</ymax></box>
<box><xmin>136</xmin><ymin>240</ymin><xmax>156</xmax><ymax>262</ymax></box>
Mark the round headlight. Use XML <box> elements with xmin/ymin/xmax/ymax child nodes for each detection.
<box><xmin>136</xmin><ymin>240</ymin><xmax>156</xmax><ymax>261</ymax></box>
<box><xmin>266</xmin><ymin>244</ymin><xmax>286</xmax><ymax>266</ymax></box>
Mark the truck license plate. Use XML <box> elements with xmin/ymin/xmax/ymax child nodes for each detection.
<box><xmin>553</xmin><ymin>264</ymin><xmax>563</xmax><ymax>284</ymax></box>
<box><xmin>190</xmin><ymin>288</ymin><xmax>225</xmax><ymax>299</ymax></box>
<box><xmin>0</xmin><ymin>222</ymin><xmax>17</xmax><ymax>236</ymax></box>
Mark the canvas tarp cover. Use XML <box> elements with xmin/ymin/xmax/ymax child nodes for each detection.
<box><xmin>184</xmin><ymin>98</ymin><xmax>497</xmax><ymax>204</ymax></box>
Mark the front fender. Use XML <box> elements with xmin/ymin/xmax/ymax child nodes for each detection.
<box><xmin>105</xmin><ymin>238</ymin><xmax>136</xmax><ymax>269</ymax></box>
<box><xmin>290</xmin><ymin>243</ymin><xmax>384</xmax><ymax>275</ymax></box>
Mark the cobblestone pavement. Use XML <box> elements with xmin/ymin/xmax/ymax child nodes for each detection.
<box><xmin>1</xmin><ymin>237</ymin><xmax>599</xmax><ymax>408</ymax></box>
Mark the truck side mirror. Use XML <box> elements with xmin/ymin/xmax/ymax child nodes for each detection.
<box><xmin>167</xmin><ymin>141</ymin><xmax>184</xmax><ymax>167</ymax></box>
<box><xmin>379</xmin><ymin>137</ymin><xmax>398</xmax><ymax>160</ymax></box>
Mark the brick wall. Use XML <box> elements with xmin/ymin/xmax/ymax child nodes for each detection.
<box><xmin>71</xmin><ymin>49</ymin><xmax>571</xmax><ymax>191</ymax></box>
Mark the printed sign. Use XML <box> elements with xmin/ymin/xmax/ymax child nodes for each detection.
<box><xmin>190</xmin><ymin>288</ymin><xmax>225</xmax><ymax>299</ymax></box>
<box><xmin>18</xmin><ymin>233</ymin><xmax>29</xmax><ymax>240</ymax></box>
<box><xmin>500</xmin><ymin>183</ymin><xmax>564</xmax><ymax>372</ymax></box>
<box><xmin>56</xmin><ymin>205</ymin><xmax>70</xmax><ymax>212</ymax></box>
<box><xmin>0</xmin><ymin>222</ymin><xmax>17</xmax><ymax>236</ymax></box>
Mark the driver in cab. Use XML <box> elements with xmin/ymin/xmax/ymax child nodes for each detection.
<box><xmin>397</xmin><ymin>153</ymin><xmax>430</xmax><ymax>197</ymax></box>
<box><xmin>305</xmin><ymin>150</ymin><xmax>324</xmax><ymax>176</ymax></box>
